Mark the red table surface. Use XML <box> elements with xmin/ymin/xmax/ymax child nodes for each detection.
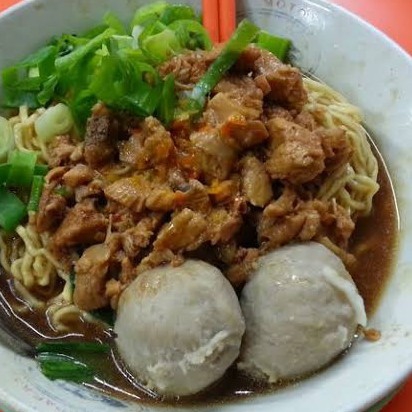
<box><xmin>0</xmin><ymin>0</ymin><xmax>411</xmax><ymax>411</ymax></box>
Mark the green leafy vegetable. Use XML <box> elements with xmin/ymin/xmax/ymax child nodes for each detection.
<box><xmin>35</xmin><ymin>341</ymin><xmax>111</xmax><ymax>383</ymax></box>
<box><xmin>256</xmin><ymin>31</ymin><xmax>291</xmax><ymax>62</ymax></box>
<box><xmin>0</xmin><ymin>186</ymin><xmax>27</xmax><ymax>232</ymax></box>
<box><xmin>27</xmin><ymin>175</ymin><xmax>44</xmax><ymax>212</ymax></box>
<box><xmin>37</xmin><ymin>352</ymin><xmax>95</xmax><ymax>383</ymax></box>
<box><xmin>36</xmin><ymin>342</ymin><xmax>111</xmax><ymax>354</ymax></box>
<box><xmin>188</xmin><ymin>19</ymin><xmax>260</xmax><ymax>111</ymax></box>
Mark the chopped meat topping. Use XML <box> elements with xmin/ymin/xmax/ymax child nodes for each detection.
<box><xmin>208</xmin><ymin>76</ymin><xmax>264</xmax><ymax>123</ymax></box>
<box><xmin>266</xmin><ymin>117</ymin><xmax>325</xmax><ymax>184</ymax></box>
<box><xmin>225</xmin><ymin>248</ymin><xmax>259</xmax><ymax>286</ymax></box>
<box><xmin>154</xmin><ymin>208</ymin><xmax>208</xmax><ymax>253</ymax></box>
<box><xmin>52</xmin><ymin>200</ymin><xmax>107</xmax><ymax>250</ymax></box>
<box><xmin>207</xmin><ymin>208</ymin><xmax>242</xmax><ymax>245</ymax></box>
<box><xmin>121</xmin><ymin>214</ymin><xmax>163</xmax><ymax>258</ymax></box>
<box><xmin>190</xmin><ymin>127</ymin><xmax>237</xmax><ymax>181</ymax></box>
<box><xmin>119</xmin><ymin>117</ymin><xmax>174</xmax><ymax>170</ymax></box>
<box><xmin>37</xmin><ymin>185</ymin><xmax>67</xmax><ymax>233</ymax></box>
<box><xmin>62</xmin><ymin>164</ymin><xmax>95</xmax><ymax>188</ymax></box>
<box><xmin>241</xmin><ymin>155</ymin><xmax>273</xmax><ymax>208</ymax></box>
<box><xmin>84</xmin><ymin>110</ymin><xmax>119</xmax><ymax>168</ymax></box>
<box><xmin>47</xmin><ymin>135</ymin><xmax>81</xmax><ymax>168</ymax></box>
<box><xmin>35</xmin><ymin>45</ymin><xmax>364</xmax><ymax>305</ymax></box>
<box><xmin>258</xmin><ymin>187</ymin><xmax>355</xmax><ymax>252</ymax></box>
<box><xmin>318</xmin><ymin>127</ymin><xmax>353</xmax><ymax>172</ymax></box>
<box><xmin>221</xmin><ymin>118</ymin><xmax>269</xmax><ymax>150</ymax></box>
<box><xmin>74</xmin><ymin>243</ymin><xmax>110</xmax><ymax>311</ymax></box>
<box><xmin>158</xmin><ymin>48</ymin><xmax>221</xmax><ymax>89</ymax></box>
<box><xmin>236</xmin><ymin>46</ymin><xmax>307</xmax><ymax>110</ymax></box>
<box><xmin>104</xmin><ymin>176</ymin><xmax>151</xmax><ymax>213</ymax></box>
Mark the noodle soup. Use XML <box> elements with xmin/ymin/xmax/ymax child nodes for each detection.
<box><xmin>0</xmin><ymin>0</ymin><xmax>400</xmax><ymax>408</ymax></box>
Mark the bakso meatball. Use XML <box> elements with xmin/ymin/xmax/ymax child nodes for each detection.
<box><xmin>239</xmin><ymin>242</ymin><xmax>367</xmax><ymax>382</ymax></box>
<box><xmin>114</xmin><ymin>260</ymin><xmax>245</xmax><ymax>396</ymax></box>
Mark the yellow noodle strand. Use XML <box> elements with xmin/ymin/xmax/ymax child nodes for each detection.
<box><xmin>304</xmin><ymin>77</ymin><xmax>379</xmax><ymax>217</ymax></box>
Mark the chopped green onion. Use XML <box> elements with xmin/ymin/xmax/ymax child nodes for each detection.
<box><xmin>7</xmin><ymin>150</ymin><xmax>37</xmax><ymax>188</ymax></box>
<box><xmin>157</xmin><ymin>74</ymin><xmax>176</xmax><ymax>126</ymax></box>
<box><xmin>0</xmin><ymin>4</ymin><xmax>213</xmax><ymax>127</ymax></box>
<box><xmin>0</xmin><ymin>164</ymin><xmax>11</xmax><ymax>184</ymax></box>
<box><xmin>168</xmin><ymin>19</ymin><xmax>212</xmax><ymax>51</ymax></box>
<box><xmin>68</xmin><ymin>90</ymin><xmax>97</xmax><ymax>132</ymax></box>
<box><xmin>81</xmin><ymin>24</ymin><xmax>109</xmax><ymax>40</ymax></box>
<box><xmin>36</xmin><ymin>342</ymin><xmax>111</xmax><ymax>354</ymax></box>
<box><xmin>103</xmin><ymin>11</ymin><xmax>127</xmax><ymax>35</ymax></box>
<box><xmin>19</xmin><ymin>45</ymin><xmax>57</xmax><ymax>76</ymax></box>
<box><xmin>160</xmin><ymin>4</ymin><xmax>198</xmax><ymax>25</ymax></box>
<box><xmin>34</xmin><ymin>103</ymin><xmax>74</xmax><ymax>143</ymax></box>
<box><xmin>0</xmin><ymin>186</ymin><xmax>27</xmax><ymax>232</ymax></box>
<box><xmin>90</xmin><ymin>53</ymin><xmax>162</xmax><ymax>116</ymax></box>
<box><xmin>130</xmin><ymin>1</ymin><xmax>168</xmax><ymax>28</ymax></box>
<box><xmin>27</xmin><ymin>176</ymin><xmax>44</xmax><ymax>212</ymax></box>
<box><xmin>2</xmin><ymin>46</ymin><xmax>57</xmax><ymax>108</ymax></box>
<box><xmin>256</xmin><ymin>31</ymin><xmax>291</xmax><ymax>62</ymax></box>
<box><xmin>139</xmin><ymin>22</ymin><xmax>182</xmax><ymax>64</ymax></box>
<box><xmin>34</xmin><ymin>164</ymin><xmax>49</xmax><ymax>176</ymax></box>
<box><xmin>37</xmin><ymin>74</ymin><xmax>59</xmax><ymax>106</ymax></box>
<box><xmin>55</xmin><ymin>28</ymin><xmax>116</xmax><ymax>73</ymax></box>
<box><xmin>110</xmin><ymin>35</ymin><xmax>135</xmax><ymax>51</ymax></box>
<box><xmin>36</xmin><ymin>352</ymin><xmax>94</xmax><ymax>383</ymax></box>
<box><xmin>0</xmin><ymin>117</ymin><xmax>15</xmax><ymax>163</ymax></box>
<box><xmin>188</xmin><ymin>19</ymin><xmax>260</xmax><ymax>110</ymax></box>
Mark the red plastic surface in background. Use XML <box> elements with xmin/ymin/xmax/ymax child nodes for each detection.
<box><xmin>0</xmin><ymin>0</ymin><xmax>411</xmax><ymax>410</ymax></box>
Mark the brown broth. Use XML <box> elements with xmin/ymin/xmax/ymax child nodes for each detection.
<box><xmin>348</xmin><ymin>148</ymin><xmax>398</xmax><ymax>315</ymax></box>
<box><xmin>0</xmin><ymin>144</ymin><xmax>399</xmax><ymax>406</ymax></box>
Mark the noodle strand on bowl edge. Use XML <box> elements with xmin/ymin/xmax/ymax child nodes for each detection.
<box><xmin>303</xmin><ymin>77</ymin><xmax>379</xmax><ymax>217</ymax></box>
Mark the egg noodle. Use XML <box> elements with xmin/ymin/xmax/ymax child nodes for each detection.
<box><xmin>0</xmin><ymin>78</ymin><xmax>380</xmax><ymax>330</ymax></box>
<box><xmin>303</xmin><ymin>77</ymin><xmax>379</xmax><ymax>217</ymax></box>
<box><xmin>0</xmin><ymin>106</ymin><xmax>89</xmax><ymax>331</ymax></box>
<box><xmin>8</xmin><ymin>106</ymin><xmax>49</xmax><ymax>163</ymax></box>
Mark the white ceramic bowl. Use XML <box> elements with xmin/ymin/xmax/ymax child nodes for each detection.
<box><xmin>0</xmin><ymin>1</ymin><xmax>412</xmax><ymax>411</ymax></box>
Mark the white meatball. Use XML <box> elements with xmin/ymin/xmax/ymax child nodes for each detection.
<box><xmin>239</xmin><ymin>242</ymin><xmax>367</xmax><ymax>383</ymax></box>
<box><xmin>114</xmin><ymin>260</ymin><xmax>245</xmax><ymax>396</ymax></box>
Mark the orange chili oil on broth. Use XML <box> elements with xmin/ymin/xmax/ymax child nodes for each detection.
<box><xmin>0</xmin><ymin>146</ymin><xmax>398</xmax><ymax>405</ymax></box>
